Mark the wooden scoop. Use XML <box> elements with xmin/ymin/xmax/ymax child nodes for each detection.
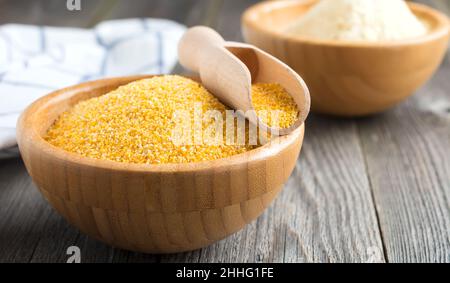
<box><xmin>178</xmin><ymin>26</ymin><xmax>310</xmax><ymax>135</ymax></box>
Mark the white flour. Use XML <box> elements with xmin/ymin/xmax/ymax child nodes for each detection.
<box><xmin>285</xmin><ymin>0</ymin><xmax>428</xmax><ymax>41</ymax></box>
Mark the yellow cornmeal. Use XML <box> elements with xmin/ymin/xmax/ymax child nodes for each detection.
<box><xmin>251</xmin><ymin>83</ymin><xmax>298</xmax><ymax>129</ymax></box>
<box><xmin>45</xmin><ymin>76</ymin><xmax>298</xmax><ymax>164</ymax></box>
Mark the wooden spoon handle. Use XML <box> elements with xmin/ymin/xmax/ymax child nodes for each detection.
<box><xmin>178</xmin><ymin>26</ymin><xmax>226</xmax><ymax>72</ymax></box>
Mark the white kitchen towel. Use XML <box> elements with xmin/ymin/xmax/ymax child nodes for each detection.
<box><xmin>0</xmin><ymin>18</ymin><xmax>186</xmax><ymax>158</ymax></box>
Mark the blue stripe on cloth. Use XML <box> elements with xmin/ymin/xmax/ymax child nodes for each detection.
<box><xmin>156</xmin><ymin>31</ymin><xmax>164</xmax><ymax>73</ymax></box>
<box><xmin>0</xmin><ymin>29</ymin><xmax>43</xmax><ymax>57</ymax></box>
<box><xmin>95</xmin><ymin>29</ymin><xmax>107</xmax><ymax>48</ymax></box>
<box><xmin>95</xmin><ymin>23</ymin><xmax>152</xmax><ymax>50</ymax></box>
<box><xmin>141</xmin><ymin>18</ymin><xmax>149</xmax><ymax>31</ymax></box>
<box><xmin>105</xmin><ymin>33</ymin><xmax>148</xmax><ymax>49</ymax></box>
<box><xmin>39</xmin><ymin>26</ymin><xmax>46</xmax><ymax>52</ymax></box>
<box><xmin>0</xmin><ymin>32</ymin><xmax>13</xmax><ymax>63</ymax></box>
<box><xmin>79</xmin><ymin>74</ymin><xmax>93</xmax><ymax>83</ymax></box>
<box><xmin>22</xmin><ymin>59</ymin><xmax>29</xmax><ymax>68</ymax></box>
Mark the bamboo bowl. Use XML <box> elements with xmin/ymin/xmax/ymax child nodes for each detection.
<box><xmin>16</xmin><ymin>75</ymin><xmax>305</xmax><ymax>254</ymax></box>
<box><xmin>242</xmin><ymin>0</ymin><xmax>450</xmax><ymax>116</ymax></box>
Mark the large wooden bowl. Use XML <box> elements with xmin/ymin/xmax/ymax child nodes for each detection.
<box><xmin>242</xmin><ymin>0</ymin><xmax>450</xmax><ymax>116</ymax></box>
<box><xmin>16</xmin><ymin>75</ymin><xmax>305</xmax><ymax>254</ymax></box>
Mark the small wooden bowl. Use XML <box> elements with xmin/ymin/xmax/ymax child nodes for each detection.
<box><xmin>242</xmin><ymin>0</ymin><xmax>450</xmax><ymax>116</ymax></box>
<box><xmin>16</xmin><ymin>75</ymin><xmax>305</xmax><ymax>254</ymax></box>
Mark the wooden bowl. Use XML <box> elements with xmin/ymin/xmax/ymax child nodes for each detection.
<box><xmin>16</xmin><ymin>75</ymin><xmax>305</xmax><ymax>254</ymax></box>
<box><xmin>242</xmin><ymin>0</ymin><xmax>450</xmax><ymax>116</ymax></box>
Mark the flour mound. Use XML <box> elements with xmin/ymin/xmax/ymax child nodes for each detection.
<box><xmin>286</xmin><ymin>0</ymin><xmax>428</xmax><ymax>41</ymax></box>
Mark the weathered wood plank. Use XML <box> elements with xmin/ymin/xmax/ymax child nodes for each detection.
<box><xmin>0</xmin><ymin>158</ymin><xmax>55</xmax><ymax>262</ymax></box>
<box><xmin>27</xmin><ymin>216</ymin><xmax>81</xmax><ymax>263</ymax></box>
<box><xmin>280</xmin><ymin>116</ymin><xmax>385</xmax><ymax>263</ymax></box>
<box><xmin>358</xmin><ymin>61</ymin><xmax>450</xmax><ymax>263</ymax></box>
<box><xmin>0</xmin><ymin>158</ymin><xmax>116</xmax><ymax>263</ymax></box>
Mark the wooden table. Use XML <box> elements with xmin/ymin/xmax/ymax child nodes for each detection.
<box><xmin>0</xmin><ymin>0</ymin><xmax>449</xmax><ymax>263</ymax></box>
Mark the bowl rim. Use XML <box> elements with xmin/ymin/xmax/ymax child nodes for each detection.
<box><xmin>17</xmin><ymin>75</ymin><xmax>305</xmax><ymax>174</ymax></box>
<box><xmin>242</xmin><ymin>0</ymin><xmax>450</xmax><ymax>48</ymax></box>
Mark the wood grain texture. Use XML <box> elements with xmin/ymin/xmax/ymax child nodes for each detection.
<box><xmin>0</xmin><ymin>0</ymin><xmax>449</xmax><ymax>263</ymax></box>
<box><xmin>357</xmin><ymin>62</ymin><xmax>450</xmax><ymax>263</ymax></box>
<box><xmin>272</xmin><ymin>115</ymin><xmax>386</xmax><ymax>263</ymax></box>
<box><xmin>0</xmin><ymin>158</ymin><xmax>54</xmax><ymax>263</ymax></box>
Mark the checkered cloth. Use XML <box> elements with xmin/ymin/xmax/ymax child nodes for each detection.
<box><xmin>0</xmin><ymin>18</ymin><xmax>186</xmax><ymax>158</ymax></box>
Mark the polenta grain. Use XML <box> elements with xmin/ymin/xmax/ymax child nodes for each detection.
<box><xmin>251</xmin><ymin>83</ymin><xmax>298</xmax><ymax>129</ymax></box>
<box><xmin>45</xmin><ymin>76</ymin><xmax>298</xmax><ymax>164</ymax></box>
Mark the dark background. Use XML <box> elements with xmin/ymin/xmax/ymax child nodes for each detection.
<box><xmin>0</xmin><ymin>0</ymin><xmax>254</xmax><ymax>40</ymax></box>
